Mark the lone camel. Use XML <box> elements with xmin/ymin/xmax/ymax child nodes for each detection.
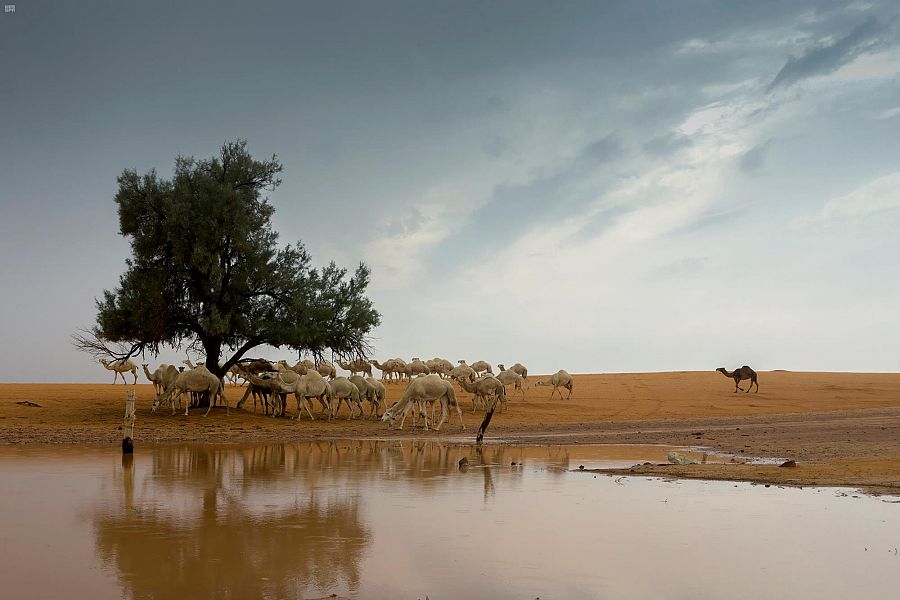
<box><xmin>716</xmin><ymin>366</ymin><xmax>759</xmax><ymax>393</ymax></box>
<box><xmin>100</xmin><ymin>358</ymin><xmax>138</xmax><ymax>385</ymax></box>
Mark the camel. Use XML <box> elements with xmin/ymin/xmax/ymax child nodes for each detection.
<box><xmin>142</xmin><ymin>363</ymin><xmax>179</xmax><ymax>397</ymax></box>
<box><xmin>449</xmin><ymin>363</ymin><xmax>477</xmax><ymax>383</ymax></box>
<box><xmin>338</xmin><ymin>359</ymin><xmax>373</xmax><ymax>377</ymax></box>
<box><xmin>349</xmin><ymin>375</ymin><xmax>385</xmax><ymax>418</ymax></box>
<box><xmin>498</xmin><ymin>363</ymin><xmax>528</xmax><ymax>383</ymax></box>
<box><xmin>235</xmin><ymin>375</ymin><xmax>277</xmax><ymax>414</ymax></box>
<box><xmin>370</xmin><ymin>359</ymin><xmax>397</xmax><ymax>382</ymax></box>
<box><xmin>327</xmin><ymin>377</ymin><xmax>363</xmax><ymax>420</ymax></box>
<box><xmin>427</xmin><ymin>357</ymin><xmax>453</xmax><ymax>378</ymax></box>
<box><xmin>316</xmin><ymin>360</ymin><xmax>337</xmax><ymax>380</ymax></box>
<box><xmin>152</xmin><ymin>367</ymin><xmax>228</xmax><ymax>416</ymax></box>
<box><xmin>297</xmin><ymin>369</ymin><xmax>332</xmax><ymax>417</ymax></box>
<box><xmin>278</xmin><ymin>360</ymin><xmax>309</xmax><ymax>375</ymax></box>
<box><xmin>495</xmin><ymin>367</ymin><xmax>525</xmax><ymax>400</ymax></box>
<box><xmin>716</xmin><ymin>366</ymin><xmax>759</xmax><ymax>393</ymax></box>
<box><xmin>404</xmin><ymin>358</ymin><xmax>430</xmax><ymax>378</ymax></box>
<box><xmin>470</xmin><ymin>360</ymin><xmax>493</xmax><ymax>377</ymax></box>
<box><xmin>456</xmin><ymin>375</ymin><xmax>508</xmax><ymax>413</ymax></box>
<box><xmin>381</xmin><ymin>374</ymin><xmax>464</xmax><ymax>431</ymax></box>
<box><xmin>240</xmin><ymin>373</ymin><xmax>291</xmax><ymax>416</ymax></box>
<box><xmin>365</xmin><ymin>376</ymin><xmax>387</xmax><ymax>416</ymax></box>
<box><xmin>142</xmin><ymin>363</ymin><xmax>167</xmax><ymax>396</ymax></box>
<box><xmin>100</xmin><ymin>358</ymin><xmax>138</xmax><ymax>385</ymax></box>
<box><xmin>535</xmin><ymin>369</ymin><xmax>574</xmax><ymax>400</ymax></box>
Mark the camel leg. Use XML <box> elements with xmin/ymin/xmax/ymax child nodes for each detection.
<box><xmin>300</xmin><ymin>397</ymin><xmax>315</xmax><ymax>421</ymax></box>
<box><xmin>566</xmin><ymin>385</ymin><xmax>573</xmax><ymax>400</ymax></box>
<box><xmin>453</xmin><ymin>397</ymin><xmax>465</xmax><ymax>428</ymax></box>
<box><xmin>132</xmin><ymin>370</ymin><xmax>138</xmax><ymax>385</ymax></box>
<box><xmin>433</xmin><ymin>398</ymin><xmax>449</xmax><ymax>432</ymax></box>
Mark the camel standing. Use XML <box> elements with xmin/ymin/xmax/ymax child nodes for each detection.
<box><xmin>495</xmin><ymin>367</ymin><xmax>525</xmax><ymax>400</ymax></box>
<box><xmin>317</xmin><ymin>360</ymin><xmax>337</xmax><ymax>380</ymax></box>
<box><xmin>142</xmin><ymin>363</ymin><xmax>166</xmax><ymax>396</ymax></box>
<box><xmin>716</xmin><ymin>366</ymin><xmax>759</xmax><ymax>393</ymax></box>
<box><xmin>338</xmin><ymin>359</ymin><xmax>373</xmax><ymax>377</ymax></box>
<box><xmin>535</xmin><ymin>369</ymin><xmax>574</xmax><ymax>400</ymax></box>
<box><xmin>499</xmin><ymin>363</ymin><xmax>528</xmax><ymax>383</ymax></box>
<box><xmin>100</xmin><ymin>358</ymin><xmax>138</xmax><ymax>385</ymax></box>
<box><xmin>152</xmin><ymin>367</ymin><xmax>228</xmax><ymax>416</ymax></box>
<box><xmin>328</xmin><ymin>377</ymin><xmax>363</xmax><ymax>420</ymax></box>
<box><xmin>381</xmin><ymin>374</ymin><xmax>465</xmax><ymax>431</ymax></box>
<box><xmin>470</xmin><ymin>361</ymin><xmax>493</xmax><ymax>377</ymax></box>
<box><xmin>349</xmin><ymin>375</ymin><xmax>385</xmax><ymax>418</ymax></box>
<box><xmin>450</xmin><ymin>363</ymin><xmax>477</xmax><ymax>383</ymax></box>
<box><xmin>455</xmin><ymin>375</ymin><xmax>508</xmax><ymax>413</ymax></box>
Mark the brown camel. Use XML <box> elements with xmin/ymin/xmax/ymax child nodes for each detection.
<box><xmin>716</xmin><ymin>366</ymin><xmax>759</xmax><ymax>393</ymax></box>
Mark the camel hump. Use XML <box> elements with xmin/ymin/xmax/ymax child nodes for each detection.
<box><xmin>742</xmin><ymin>365</ymin><xmax>752</xmax><ymax>369</ymax></box>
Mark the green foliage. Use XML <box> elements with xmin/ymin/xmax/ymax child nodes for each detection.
<box><xmin>89</xmin><ymin>140</ymin><xmax>380</xmax><ymax>374</ymax></box>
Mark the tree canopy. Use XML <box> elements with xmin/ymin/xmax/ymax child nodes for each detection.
<box><xmin>76</xmin><ymin>140</ymin><xmax>380</xmax><ymax>376</ymax></box>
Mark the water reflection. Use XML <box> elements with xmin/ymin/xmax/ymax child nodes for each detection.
<box><xmin>93</xmin><ymin>441</ymin><xmax>591</xmax><ymax>598</ymax></box>
<box><xmin>7</xmin><ymin>441</ymin><xmax>893</xmax><ymax>599</ymax></box>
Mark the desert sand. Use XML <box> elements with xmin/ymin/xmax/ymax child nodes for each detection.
<box><xmin>2</xmin><ymin>371</ymin><xmax>900</xmax><ymax>492</ymax></box>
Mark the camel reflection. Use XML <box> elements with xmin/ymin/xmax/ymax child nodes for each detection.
<box><xmin>94</xmin><ymin>441</ymin><xmax>540</xmax><ymax>598</ymax></box>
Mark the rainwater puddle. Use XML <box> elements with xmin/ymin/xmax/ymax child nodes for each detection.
<box><xmin>0</xmin><ymin>441</ymin><xmax>897</xmax><ymax>599</ymax></box>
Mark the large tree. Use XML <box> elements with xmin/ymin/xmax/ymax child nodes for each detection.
<box><xmin>76</xmin><ymin>140</ymin><xmax>380</xmax><ymax>377</ymax></box>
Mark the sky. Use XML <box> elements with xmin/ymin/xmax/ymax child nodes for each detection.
<box><xmin>1</xmin><ymin>1</ymin><xmax>900</xmax><ymax>382</ymax></box>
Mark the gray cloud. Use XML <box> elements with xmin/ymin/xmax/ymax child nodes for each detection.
<box><xmin>768</xmin><ymin>17</ymin><xmax>896</xmax><ymax>90</ymax></box>
<box><xmin>739</xmin><ymin>138</ymin><xmax>775</xmax><ymax>173</ymax></box>
<box><xmin>427</xmin><ymin>133</ymin><xmax>625</xmax><ymax>272</ymax></box>
<box><xmin>642</xmin><ymin>132</ymin><xmax>693</xmax><ymax>157</ymax></box>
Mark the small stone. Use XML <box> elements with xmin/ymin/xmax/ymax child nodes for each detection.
<box><xmin>458</xmin><ymin>457</ymin><xmax>469</xmax><ymax>468</ymax></box>
<box><xmin>578</xmin><ymin>465</ymin><xmax>585</xmax><ymax>470</ymax></box>
<box><xmin>779</xmin><ymin>460</ymin><xmax>796</xmax><ymax>468</ymax></box>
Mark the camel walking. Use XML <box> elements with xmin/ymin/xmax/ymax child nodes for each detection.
<box><xmin>495</xmin><ymin>367</ymin><xmax>525</xmax><ymax>400</ymax></box>
<box><xmin>381</xmin><ymin>374</ymin><xmax>464</xmax><ymax>431</ymax></box>
<box><xmin>100</xmin><ymin>358</ymin><xmax>138</xmax><ymax>385</ymax></box>
<box><xmin>152</xmin><ymin>367</ymin><xmax>228</xmax><ymax>416</ymax></box>
<box><xmin>338</xmin><ymin>359</ymin><xmax>373</xmax><ymax>377</ymax></box>
<box><xmin>716</xmin><ymin>366</ymin><xmax>759</xmax><ymax>393</ymax></box>
<box><xmin>535</xmin><ymin>369</ymin><xmax>574</xmax><ymax>400</ymax></box>
<box><xmin>456</xmin><ymin>375</ymin><xmax>508</xmax><ymax>413</ymax></box>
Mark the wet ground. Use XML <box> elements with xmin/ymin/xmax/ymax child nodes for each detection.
<box><xmin>0</xmin><ymin>441</ymin><xmax>897</xmax><ymax>599</ymax></box>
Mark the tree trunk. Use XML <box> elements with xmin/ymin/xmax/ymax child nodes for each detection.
<box><xmin>196</xmin><ymin>336</ymin><xmax>224</xmax><ymax>408</ymax></box>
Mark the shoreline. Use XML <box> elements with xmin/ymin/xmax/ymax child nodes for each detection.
<box><xmin>2</xmin><ymin>371</ymin><xmax>899</xmax><ymax>492</ymax></box>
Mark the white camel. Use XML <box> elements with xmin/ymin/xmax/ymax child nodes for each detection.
<box><xmin>498</xmin><ymin>363</ymin><xmax>528</xmax><ymax>384</ymax></box>
<box><xmin>152</xmin><ymin>367</ymin><xmax>228</xmax><ymax>416</ymax></box>
<box><xmin>381</xmin><ymin>374</ymin><xmax>465</xmax><ymax>431</ymax></box>
<box><xmin>328</xmin><ymin>376</ymin><xmax>363</xmax><ymax>420</ymax></box>
<box><xmin>456</xmin><ymin>375</ymin><xmax>508</xmax><ymax>413</ymax></box>
<box><xmin>100</xmin><ymin>358</ymin><xmax>138</xmax><ymax>385</ymax></box>
<box><xmin>470</xmin><ymin>360</ymin><xmax>493</xmax><ymax>377</ymax></box>
<box><xmin>349</xmin><ymin>375</ymin><xmax>385</xmax><ymax>418</ymax></box>
<box><xmin>338</xmin><ymin>359</ymin><xmax>373</xmax><ymax>377</ymax></box>
<box><xmin>535</xmin><ymin>369</ymin><xmax>574</xmax><ymax>400</ymax></box>
<box><xmin>495</xmin><ymin>367</ymin><xmax>526</xmax><ymax>400</ymax></box>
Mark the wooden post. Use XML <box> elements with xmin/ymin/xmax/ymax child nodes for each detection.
<box><xmin>122</xmin><ymin>389</ymin><xmax>136</xmax><ymax>454</ymax></box>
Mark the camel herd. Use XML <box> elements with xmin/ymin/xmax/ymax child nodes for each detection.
<box><xmin>99</xmin><ymin>356</ymin><xmax>759</xmax><ymax>430</ymax></box>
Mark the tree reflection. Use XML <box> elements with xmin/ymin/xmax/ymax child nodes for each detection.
<box><xmin>94</xmin><ymin>445</ymin><xmax>373</xmax><ymax>599</ymax></box>
<box><xmin>93</xmin><ymin>440</ymin><xmax>531</xmax><ymax>598</ymax></box>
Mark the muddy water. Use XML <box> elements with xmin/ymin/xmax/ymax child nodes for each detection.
<box><xmin>0</xmin><ymin>442</ymin><xmax>897</xmax><ymax>599</ymax></box>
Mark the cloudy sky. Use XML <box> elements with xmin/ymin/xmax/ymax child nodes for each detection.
<box><xmin>2</xmin><ymin>1</ymin><xmax>899</xmax><ymax>382</ymax></box>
